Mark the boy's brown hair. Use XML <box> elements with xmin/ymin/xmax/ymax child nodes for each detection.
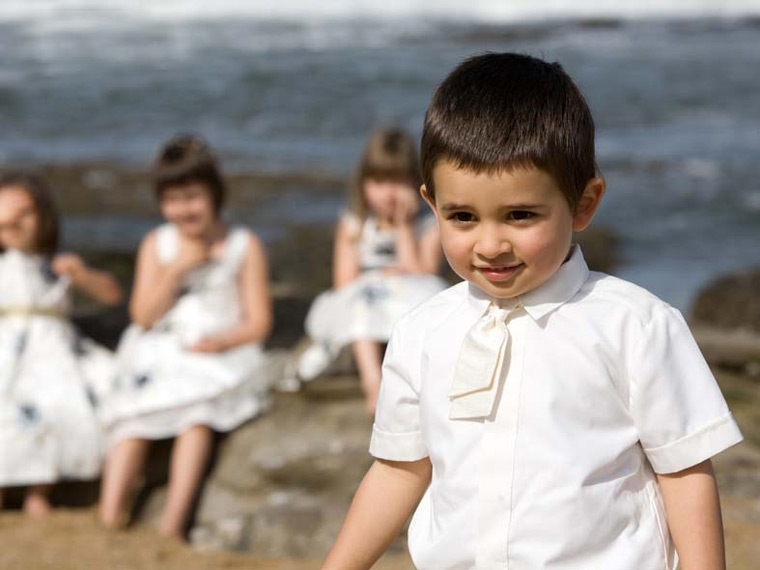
<box><xmin>154</xmin><ymin>134</ymin><xmax>226</xmax><ymax>214</ymax></box>
<box><xmin>421</xmin><ymin>52</ymin><xmax>597</xmax><ymax>210</ymax></box>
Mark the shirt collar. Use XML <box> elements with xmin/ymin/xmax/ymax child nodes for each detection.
<box><xmin>465</xmin><ymin>245</ymin><xmax>590</xmax><ymax>322</ymax></box>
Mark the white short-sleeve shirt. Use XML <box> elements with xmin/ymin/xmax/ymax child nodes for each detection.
<box><xmin>370</xmin><ymin>247</ymin><xmax>742</xmax><ymax>570</ymax></box>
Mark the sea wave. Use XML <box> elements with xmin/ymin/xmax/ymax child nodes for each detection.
<box><xmin>2</xmin><ymin>0</ymin><xmax>760</xmax><ymax>23</ymax></box>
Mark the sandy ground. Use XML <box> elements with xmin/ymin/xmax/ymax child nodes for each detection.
<box><xmin>0</xmin><ymin>491</ymin><xmax>757</xmax><ymax>570</ymax></box>
<box><xmin>1</xmin><ymin>370</ymin><xmax>757</xmax><ymax>570</ymax></box>
<box><xmin>0</xmin><ymin>509</ymin><xmax>414</xmax><ymax>570</ymax></box>
<box><xmin>722</xmin><ymin>496</ymin><xmax>760</xmax><ymax>570</ymax></box>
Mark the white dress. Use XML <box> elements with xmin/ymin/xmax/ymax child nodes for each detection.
<box><xmin>100</xmin><ymin>225</ymin><xmax>269</xmax><ymax>446</ymax></box>
<box><xmin>305</xmin><ymin>213</ymin><xmax>448</xmax><ymax>350</ymax></box>
<box><xmin>0</xmin><ymin>250</ymin><xmax>114</xmax><ymax>486</ymax></box>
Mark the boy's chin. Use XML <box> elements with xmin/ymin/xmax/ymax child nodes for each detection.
<box><xmin>469</xmin><ymin>275</ymin><xmax>541</xmax><ymax>300</ymax></box>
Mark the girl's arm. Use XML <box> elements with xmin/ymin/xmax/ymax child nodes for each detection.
<box><xmin>129</xmin><ymin>231</ymin><xmax>207</xmax><ymax>329</ymax></box>
<box><xmin>417</xmin><ymin>222</ymin><xmax>443</xmax><ymax>275</ymax></box>
<box><xmin>321</xmin><ymin>457</ymin><xmax>432</xmax><ymax>570</ymax></box>
<box><xmin>190</xmin><ymin>233</ymin><xmax>273</xmax><ymax>352</ymax></box>
<box><xmin>393</xmin><ymin>190</ymin><xmax>441</xmax><ymax>275</ymax></box>
<box><xmin>392</xmin><ymin>188</ymin><xmax>423</xmax><ymax>274</ymax></box>
<box><xmin>333</xmin><ymin>217</ymin><xmax>361</xmax><ymax>289</ymax></box>
<box><xmin>657</xmin><ymin>459</ymin><xmax>726</xmax><ymax>570</ymax></box>
<box><xmin>394</xmin><ymin>222</ymin><xmax>442</xmax><ymax>275</ymax></box>
<box><xmin>393</xmin><ymin>222</ymin><xmax>423</xmax><ymax>274</ymax></box>
<box><xmin>53</xmin><ymin>254</ymin><xmax>123</xmax><ymax>306</ymax></box>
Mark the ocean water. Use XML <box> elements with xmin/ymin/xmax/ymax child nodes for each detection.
<box><xmin>1</xmin><ymin>1</ymin><xmax>759</xmax><ymax>310</ymax></box>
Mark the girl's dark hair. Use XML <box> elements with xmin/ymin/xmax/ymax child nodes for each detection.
<box><xmin>0</xmin><ymin>170</ymin><xmax>59</xmax><ymax>256</ymax></box>
<box><xmin>351</xmin><ymin>127</ymin><xmax>421</xmax><ymax>221</ymax></box>
<box><xmin>421</xmin><ymin>52</ymin><xmax>597</xmax><ymax>209</ymax></box>
<box><xmin>154</xmin><ymin>134</ymin><xmax>226</xmax><ymax>213</ymax></box>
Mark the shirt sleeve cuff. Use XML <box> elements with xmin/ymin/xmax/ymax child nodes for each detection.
<box><xmin>644</xmin><ymin>413</ymin><xmax>744</xmax><ymax>474</ymax></box>
<box><xmin>369</xmin><ymin>426</ymin><xmax>428</xmax><ymax>462</ymax></box>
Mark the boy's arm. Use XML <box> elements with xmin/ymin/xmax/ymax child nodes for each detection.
<box><xmin>321</xmin><ymin>457</ymin><xmax>432</xmax><ymax>570</ymax></box>
<box><xmin>657</xmin><ymin>459</ymin><xmax>725</xmax><ymax>570</ymax></box>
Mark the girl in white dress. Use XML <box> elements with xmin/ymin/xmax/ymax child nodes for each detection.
<box><xmin>0</xmin><ymin>171</ymin><xmax>122</xmax><ymax>517</ymax></box>
<box><xmin>299</xmin><ymin>128</ymin><xmax>447</xmax><ymax>414</ymax></box>
<box><xmin>98</xmin><ymin>135</ymin><xmax>273</xmax><ymax>540</ymax></box>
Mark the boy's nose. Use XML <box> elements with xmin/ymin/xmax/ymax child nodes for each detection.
<box><xmin>473</xmin><ymin>227</ymin><xmax>511</xmax><ymax>259</ymax></box>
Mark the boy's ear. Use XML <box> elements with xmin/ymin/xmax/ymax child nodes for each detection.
<box><xmin>420</xmin><ymin>185</ymin><xmax>437</xmax><ymax>214</ymax></box>
<box><xmin>572</xmin><ymin>177</ymin><xmax>606</xmax><ymax>232</ymax></box>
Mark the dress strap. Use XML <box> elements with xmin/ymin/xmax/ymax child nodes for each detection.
<box><xmin>155</xmin><ymin>224</ymin><xmax>248</xmax><ymax>269</ymax></box>
<box><xmin>222</xmin><ymin>227</ymin><xmax>249</xmax><ymax>271</ymax></box>
<box><xmin>155</xmin><ymin>224</ymin><xmax>179</xmax><ymax>265</ymax></box>
<box><xmin>341</xmin><ymin>212</ymin><xmax>362</xmax><ymax>240</ymax></box>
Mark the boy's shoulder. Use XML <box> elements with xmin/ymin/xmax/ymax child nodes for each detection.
<box><xmin>579</xmin><ymin>270</ymin><xmax>680</xmax><ymax>327</ymax></box>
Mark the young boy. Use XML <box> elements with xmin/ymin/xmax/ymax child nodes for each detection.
<box><xmin>321</xmin><ymin>53</ymin><xmax>743</xmax><ymax>570</ymax></box>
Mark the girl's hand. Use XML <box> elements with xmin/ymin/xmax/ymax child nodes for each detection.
<box><xmin>173</xmin><ymin>238</ymin><xmax>211</xmax><ymax>274</ymax></box>
<box><xmin>188</xmin><ymin>336</ymin><xmax>228</xmax><ymax>353</ymax></box>
<box><xmin>53</xmin><ymin>253</ymin><xmax>123</xmax><ymax>305</ymax></box>
<box><xmin>392</xmin><ymin>188</ymin><xmax>419</xmax><ymax>226</ymax></box>
<box><xmin>52</xmin><ymin>253</ymin><xmax>85</xmax><ymax>280</ymax></box>
<box><xmin>381</xmin><ymin>266</ymin><xmax>404</xmax><ymax>276</ymax></box>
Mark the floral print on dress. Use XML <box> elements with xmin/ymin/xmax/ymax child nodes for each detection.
<box><xmin>359</xmin><ymin>282</ymin><xmax>391</xmax><ymax>305</ymax></box>
<box><xmin>86</xmin><ymin>386</ymin><xmax>99</xmax><ymax>408</ymax></box>
<box><xmin>0</xmin><ymin>249</ymin><xmax>114</xmax><ymax>487</ymax></box>
<box><xmin>99</xmin><ymin>225</ymin><xmax>268</xmax><ymax>444</ymax></box>
<box><xmin>15</xmin><ymin>331</ymin><xmax>28</xmax><ymax>356</ymax></box>
<box><xmin>134</xmin><ymin>373</ymin><xmax>152</xmax><ymax>389</ymax></box>
<box><xmin>40</xmin><ymin>261</ymin><xmax>59</xmax><ymax>285</ymax></box>
<box><xmin>17</xmin><ymin>403</ymin><xmax>40</xmax><ymax>427</ymax></box>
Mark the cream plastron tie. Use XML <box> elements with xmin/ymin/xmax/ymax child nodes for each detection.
<box><xmin>449</xmin><ymin>301</ymin><xmax>521</xmax><ymax>420</ymax></box>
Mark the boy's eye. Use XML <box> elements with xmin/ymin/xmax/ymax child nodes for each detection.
<box><xmin>508</xmin><ymin>210</ymin><xmax>535</xmax><ymax>221</ymax></box>
<box><xmin>449</xmin><ymin>212</ymin><xmax>475</xmax><ymax>223</ymax></box>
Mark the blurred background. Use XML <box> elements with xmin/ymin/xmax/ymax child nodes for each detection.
<box><xmin>1</xmin><ymin>0</ymin><xmax>759</xmax><ymax>310</ymax></box>
<box><xmin>1</xmin><ymin>2</ymin><xmax>760</xmax><ymax>569</ymax></box>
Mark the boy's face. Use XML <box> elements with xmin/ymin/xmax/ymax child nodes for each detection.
<box><xmin>423</xmin><ymin>162</ymin><xmax>602</xmax><ymax>300</ymax></box>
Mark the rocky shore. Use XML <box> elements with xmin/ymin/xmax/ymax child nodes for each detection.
<box><xmin>1</xmin><ymin>162</ymin><xmax>758</xmax><ymax>569</ymax></box>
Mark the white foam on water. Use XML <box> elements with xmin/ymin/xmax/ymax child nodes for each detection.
<box><xmin>744</xmin><ymin>190</ymin><xmax>760</xmax><ymax>212</ymax></box>
<box><xmin>2</xmin><ymin>0</ymin><xmax>760</xmax><ymax>23</ymax></box>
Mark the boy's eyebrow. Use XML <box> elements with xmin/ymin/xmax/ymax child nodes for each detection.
<box><xmin>504</xmin><ymin>203</ymin><xmax>544</xmax><ymax>209</ymax></box>
<box><xmin>439</xmin><ymin>202</ymin><xmax>544</xmax><ymax>211</ymax></box>
<box><xmin>439</xmin><ymin>203</ymin><xmax>470</xmax><ymax>212</ymax></box>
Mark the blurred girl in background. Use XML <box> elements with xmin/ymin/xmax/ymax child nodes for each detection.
<box><xmin>0</xmin><ymin>171</ymin><xmax>121</xmax><ymax>517</ymax></box>
<box><xmin>99</xmin><ymin>135</ymin><xmax>272</xmax><ymax>540</ymax></box>
<box><xmin>298</xmin><ymin>127</ymin><xmax>446</xmax><ymax>414</ymax></box>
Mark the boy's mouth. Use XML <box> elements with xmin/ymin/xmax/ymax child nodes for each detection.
<box><xmin>475</xmin><ymin>264</ymin><xmax>523</xmax><ymax>282</ymax></box>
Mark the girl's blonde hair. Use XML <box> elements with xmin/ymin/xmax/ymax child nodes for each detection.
<box><xmin>0</xmin><ymin>171</ymin><xmax>59</xmax><ymax>256</ymax></box>
<box><xmin>350</xmin><ymin>127</ymin><xmax>421</xmax><ymax>221</ymax></box>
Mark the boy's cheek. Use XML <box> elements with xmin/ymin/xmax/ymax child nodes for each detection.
<box><xmin>440</xmin><ymin>241</ymin><xmax>470</xmax><ymax>272</ymax></box>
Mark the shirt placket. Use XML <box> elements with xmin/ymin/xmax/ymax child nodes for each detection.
<box><xmin>475</xmin><ymin>310</ymin><xmax>527</xmax><ymax>569</ymax></box>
